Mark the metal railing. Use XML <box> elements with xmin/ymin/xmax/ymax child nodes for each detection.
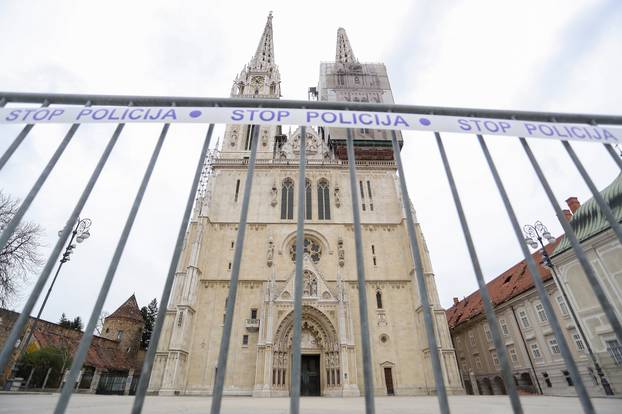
<box><xmin>0</xmin><ymin>91</ymin><xmax>620</xmax><ymax>414</ymax></box>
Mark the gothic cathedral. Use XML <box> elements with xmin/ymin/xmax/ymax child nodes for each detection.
<box><xmin>148</xmin><ymin>13</ymin><xmax>462</xmax><ymax>397</ymax></box>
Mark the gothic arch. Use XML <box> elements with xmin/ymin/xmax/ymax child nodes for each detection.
<box><xmin>273</xmin><ymin>305</ymin><xmax>338</xmax><ymax>352</ymax></box>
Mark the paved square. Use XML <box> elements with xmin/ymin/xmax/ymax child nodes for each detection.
<box><xmin>0</xmin><ymin>394</ymin><xmax>620</xmax><ymax>414</ymax></box>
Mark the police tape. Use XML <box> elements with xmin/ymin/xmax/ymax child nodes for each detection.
<box><xmin>0</xmin><ymin>106</ymin><xmax>619</xmax><ymax>144</ymax></box>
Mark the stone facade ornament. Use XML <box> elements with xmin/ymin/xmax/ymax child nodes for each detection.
<box><xmin>270</xmin><ymin>181</ymin><xmax>278</xmax><ymax>206</ymax></box>
<box><xmin>230</xmin><ymin>127</ymin><xmax>238</xmax><ymax>147</ymax></box>
<box><xmin>337</xmin><ymin>237</ymin><xmax>345</xmax><ymax>267</ymax></box>
<box><xmin>334</xmin><ymin>184</ymin><xmax>341</xmax><ymax>208</ymax></box>
<box><xmin>267</xmin><ymin>237</ymin><xmax>274</xmax><ymax>267</ymax></box>
<box><xmin>261</xmin><ymin>129</ymin><xmax>269</xmax><ymax>147</ymax></box>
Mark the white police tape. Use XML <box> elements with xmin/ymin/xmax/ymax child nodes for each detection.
<box><xmin>1</xmin><ymin>106</ymin><xmax>619</xmax><ymax>143</ymax></box>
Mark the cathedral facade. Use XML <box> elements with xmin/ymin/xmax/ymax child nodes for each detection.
<box><xmin>148</xmin><ymin>14</ymin><xmax>462</xmax><ymax>397</ymax></box>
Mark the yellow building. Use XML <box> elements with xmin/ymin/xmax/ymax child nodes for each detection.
<box><xmin>148</xmin><ymin>13</ymin><xmax>461</xmax><ymax>397</ymax></box>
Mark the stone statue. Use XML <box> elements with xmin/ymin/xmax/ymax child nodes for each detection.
<box><xmin>337</xmin><ymin>237</ymin><xmax>345</xmax><ymax>267</ymax></box>
<box><xmin>261</xmin><ymin>129</ymin><xmax>269</xmax><ymax>147</ymax></box>
<box><xmin>267</xmin><ymin>237</ymin><xmax>274</xmax><ymax>267</ymax></box>
<box><xmin>270</xmin><ymin>181</ymin><xmax>278</xmax><ymax>206</ymax></box>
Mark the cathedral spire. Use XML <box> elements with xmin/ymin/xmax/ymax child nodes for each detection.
<box><xmin>250</xmin><ymin>11</ymin><xmax>275</xmax><ymax>70</ymax></box>
<box><xmin>336</xmin><ymin>27</ymin><xmax>357</xmax><ymax>64</ymax></box>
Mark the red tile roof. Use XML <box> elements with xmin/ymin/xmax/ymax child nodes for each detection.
<box><xmin>29</xmin><ymin>319</ymin><xmax>140</xmax><ymax>371</ymax></box>
<box><xmin>445</xmin><ymin>239</ymin><xmax>559</xmax><ymax>329</ymax></box>
<box><xmin>107</xmin><ymin>294</ymin><xmax>144</xmax><ymax>323</ymax></box>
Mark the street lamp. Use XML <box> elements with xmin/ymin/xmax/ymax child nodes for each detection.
<box><xmin>13</xmin><ymin>218</ymin><xmax>93</xmax><ymax>378</ymax></box>
<box><xmin>523</xmin><ymin>220</ymin><xmax>613</xmax><ymax>395</ymax></box>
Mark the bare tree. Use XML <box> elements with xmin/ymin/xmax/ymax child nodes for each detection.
<box><xmin>0</xmin><ymin>191</ymin><xmax>44</xmax><ymax>308</ymax></box>
<box><xmin>95</xmin><ymin>311</ymin><xmax>109</xmax><ymax>335</ymax></box>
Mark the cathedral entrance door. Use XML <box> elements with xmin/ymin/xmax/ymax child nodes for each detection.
<box><xmin>300</xmin><ymin>354</ymin><xmax>321</xmax><ymax>396</ymax></box>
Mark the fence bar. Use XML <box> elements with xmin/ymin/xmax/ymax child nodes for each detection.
<box><xmin>604</xmin><ymin>144</ymin><xmax>622</xmax><ymax>171</ymax></box>
<box><xmin>346</xmin><ymin>128</ymin><xmax>375</xmax><ymax>414</ymax></box>
<box><xmin>434</xmin><ymin>131</ymin><xmax>523</xmax><ymax>413</ymax></box>
<box><xmin>54</xmin><ymin>122</ymin><xmax>170</xmax><ymax>413</ymax></box>
<box><xmin>0</xmin><ymin>121</ymin><xmax>126</xmax><ymax>373</ymax></box>
<box><xmin>1</xmin><ymin>91</ymin><xmax>622</xmax><ymax>125</ymax></box>
<box><xmin>131</xmin><ymin>124</ymin><xmax>214</xmax><ymax>414</ymax></box>
<box><xmin>562</xmin><ymin>141</ymin><xmax>622</xmax><ymax>245</ymax></box>
<box><xmin>0</xmin><ymin>102</ymin><xmax>90</xmax><ymax>252</ymax></box>
<box><xmin>478</xmin><ymin>134</ymin><xmax>594</xmax><ymax>414</ymax></box>
<box><xmin>211</xmin><ymin>124</ymin><xmax>260</xmax><ymax>414</ymax></box>
<box><xmin>390</xmin><ymin>131</ymin><xmax>449</xmax><ymax>414</ymax></box>
<box><xmin>0</xmin><ymin>100</ymin><xmax>49</xmax><ymax>171</ymax></box>
<box><xmin>290</xmin><ymin>125</ymin><xmax>306</xmax><ymax>414</ymax></box>
<box><xmin>520</xmin><ymin>138</ymin><xmax>622</xmax><ymax>343</ymax></box>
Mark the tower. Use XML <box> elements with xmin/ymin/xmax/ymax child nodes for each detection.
<box><xmin>149</xmin><ymin>17</ymin><xmax>462</xmax><ymax>397</ymax></box>
<box><xmin>102</xmin><ymin>294</ymin><xmax>145</xmax><ymax>357</ymax></box>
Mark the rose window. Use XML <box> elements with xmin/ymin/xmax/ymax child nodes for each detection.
<box><xmin>289</xmin><ymin>237</ymin><xmax>322</xmax><ymax>263</ymax></box>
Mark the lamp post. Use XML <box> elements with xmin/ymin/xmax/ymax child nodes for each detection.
<box><xmin>523</xmin><ymin>220</ymin><xmax>613</xmax><ymax>395</ymax></box>
<box><xmin>13</xmin><ymin>218</ymin><xmax>92</xmax><ymax>370</ymax></box>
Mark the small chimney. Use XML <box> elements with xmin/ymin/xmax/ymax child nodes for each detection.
<box><xmin>563</xmin><ymin>209</ymin><xmax>573</xmax><ymax>221</ymax></box>
<box><xmin>453</xmin><ymin>297</ymin><xmax>459</xmax><ymax>305</ymax></box>
<box><xmin>566</xmin><ymin>197</ymin><xmax>580</xmax><ymax>213</ymax></box>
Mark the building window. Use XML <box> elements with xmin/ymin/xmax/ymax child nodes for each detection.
<box><xmin>469</xmin><ymin>331</ymin><xmax>476</xmax><ymax>347</ymax></box>
<box><xmin>508</xmin><ymin>346</ymin><xmax>519</xmax><ymax>365</ymax></box>
<box><xmin>244</xmin><ymin>126</ymin><xmax>254</xmax><ymax>151</ymax></box>
<box><xmin>305</xmin><ymin>179</ymin><xmax>312</xmax><ymax>220</ymax></box>
<box><xmin>548</xmin><ymin>338</ymin><xmax>560</xmax><ymax>354</ymax></box>
<box><xmin>242</xmin><ymin>335</ymin><xmax>249</xmax><ymax>346</ymax></box>
<box><xmin>556</xmin><ymin>295</ymin><xmax>569</xmax><ymax>316</ymax></box>
<box><xmin>542</xmin><ymin>372</ymin><xmax>552</xmax><ymax>387</ymax></box>
<box><xmin>366</xmin><ymin>180</ymin><xmax>373</xmax><ymax>211</ymax></box>
<box><xmin>530</xmin><ymin>342</ymin><xmax>542</xmax><ymax>359</ymax></box>
<box><xmin>534</xmin><ymin>302</ymin><xmax>547</xmax><ymax>322</ymax></box>
<box><xmin>289</xmin><ymin>237</ymin><xmax>322</xmax><ymax>263</ymax></box>
<box><xmin>376</xmin><ymin>291</ymin><xmax>383</xmax><ymax>309</ymax></box>
<box><xmin>234</xmin><ymin>179</ymin><xmax>240</xmax><ymax>202</ymax></box>
<box><xmin>317</xmin><ymin>179</ymin><xmax>331</xmax><ymax>220</ymax></box>
<box><xmin>371</xmin><ymin>244</ymin><xmax>377</xmax><ymax>266</ymax></box>
<box><xmin>483</xmin><ymin>324</ymin><xmax>492</xmax><ymax>342</ymax></box>
<box><xmin>606</xmin><ymin>339</ymin><xmax>622</xmax><ymax>365</ymax></box>
<box><xmin>250</xmin><ymin>309</ymin><xmax>258</xmax><ymax>319</ymax></box>
<box><xmin>231</xmin><ymin>241</ymin><xmax>234</xmax><ymax>249</ymax></box>
<box><xmin>499</xmin><ymin>318</ymin><xmax>509</xmax><ymax>336</ymax></box>
<box><xmin>475</xmin><ymin>356</ymin><xmax>482</xmax><ymax>370</ymax></box>
<box><xmin>492</xmin><ymin>351</ymin><xmax>499</xmax><ymax>367</ymax></box>
<box><xmin>562</xmin><ymin>370</ymin><xmax>573</xmax><ymax>386</ymax></box>
<box><xmin>518</xmin><ymin>309</ymin><xmax>530</xmax><ymax>328</ymax></box>
<box><xmin>177</xmin><ymin>312</ymin><xmax>184</xmax><ymax>327</ymax></box>
<box><xmin>572</xmin><ymin>332</ymin><xmax>585</xmax><ymax>352</ymax></box>
<box><xmin>359</xmin><ymin>181</ymin><xmax>366</xmax><ymax>211</ymax></box>
<box><xmin>228</xmin><ymin>262</ymin><xmax>231</xmax><ymax>270</ymax></box>
<box><xmin>117</xmin><ymin>330</ymin><xmax>124</xmax><ymax>341</ymax></box>
<box><xmin>281</xmin><ymin>178</ymin><xmax>294</xmax><ymax>219</ymax></box>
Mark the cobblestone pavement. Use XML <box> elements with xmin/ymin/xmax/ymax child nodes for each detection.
<box><xmin>0</xmin><ymin>394</ymin><xmax>620</xmax><ymax>414</ymax></box>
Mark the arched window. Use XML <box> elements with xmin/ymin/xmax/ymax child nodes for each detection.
<box><xmin>317</xmin><ymin>179</ymin><xmax>330</xmax><ymax>220</ymax></box>
<box><xmin>281</xmin><ymin>178</ymin><xmax>294</xmax><ymax>219</ymax></box>
<box><xmin>305</xmin><ymin>179</ymin><xmax>312</xmax><ymax>220</ymax></box>
<box><xmin>376</xmin><ymin>291</ymin><xmax>383</xmax><ymax>309</ymax></box>
<box><xmin>244</xmin><ymin>126</ymin><xmax>254</xmax><ymax>151</ymax></box>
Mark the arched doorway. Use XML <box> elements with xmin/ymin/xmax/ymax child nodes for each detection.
<box><xmin>494</xmin><ymin>376</ymin><xmax>507</xmax><ymax>395</ymax></box>
<box><xmin>272</xmin><ymin>305</ymin><xmax>340</xmax><ymax>396</ymax></box>
<box><xmin>482</xmin><ymin>377</ymin><xmax>493</xmax><ymax>395</ymax></box>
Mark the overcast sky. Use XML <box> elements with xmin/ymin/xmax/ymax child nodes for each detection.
<box><xmin>0</xmin><ymin>0</ymin><xmax>620</xmax><ymax>325</ymax></box>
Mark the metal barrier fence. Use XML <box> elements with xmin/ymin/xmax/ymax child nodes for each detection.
<box><xmin>0</xmin><ymin>91</ymin><xmax>620</xmax><ymax>414</ymax></box>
